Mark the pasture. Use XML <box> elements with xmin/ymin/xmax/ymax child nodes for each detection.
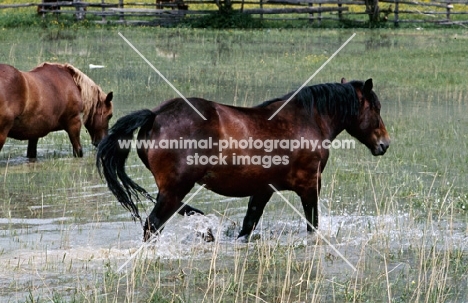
<box><xmin>0</xmin><ymin>27</ymin><xmax>467</xmax><ymax>302</ymax></box>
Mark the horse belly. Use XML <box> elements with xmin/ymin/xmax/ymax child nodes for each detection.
<box><xmin>9</xmin><ymin>115</ymin><xmax>61</xmax><ymax>140</ymax></box>
<box><xmin>200</xmin><ymin>164</ymin><xmax>287</xmax><ymax>197</ymax></box>
<box><xmin>8</xmin><ymin>126</ymin><xmax>49</xmax><ymax>140</ymax></box>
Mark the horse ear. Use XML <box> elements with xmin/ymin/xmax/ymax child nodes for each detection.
<box><xmin>363</xmin><ymin>78</ymin><xmax>373</xmax><ymax>94</ymax></box>
<box><xmin>105</xmin><ymin>91</ymin><xmax>113</xmax><ymax>104</ymax></box>
<box><xmin>341</xmin><ymin>78</ymin><xmax>347</xmax><ymax>84</ymax></box>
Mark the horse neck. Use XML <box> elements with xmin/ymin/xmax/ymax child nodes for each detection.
<box><xmin>313</xmin><ymin>112</ymin><xmax>347</xmax><ymax>142</ymax></box>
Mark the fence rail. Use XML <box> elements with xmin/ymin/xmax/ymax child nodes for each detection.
<box><xmin>1</xmin><ymin>0</ymin><xmax>468</xmax><ymax>26</ymax></box>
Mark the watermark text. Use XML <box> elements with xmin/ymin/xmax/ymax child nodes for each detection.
<box><xmin>118</xmin><ymin>137</ymin><xmax>355</xmax><ymax>168</ymax></box>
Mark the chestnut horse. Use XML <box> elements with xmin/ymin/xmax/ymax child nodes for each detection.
<box><xmin>0</xmin><ymin>63</ymin><xmax>113</xmax><ymax>158</ymax></box>
<box><xmin>97</xmin><ymin>79</ymin><xmax>390</xmax><ymax>241</ymax></box>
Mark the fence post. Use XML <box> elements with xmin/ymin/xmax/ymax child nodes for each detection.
<box><xmin>40</xmin><ymin>0</ymin><xmax>45</xmax><ymax>17</ymax></box>
<box><xmin>119</xmin><ymin>0</ymin><xmax>124</xmax><ymax>21</ymax></box>
<box><xmin>394</xmin><ymin>0</ymin><xmax>399</xmax><ymax>27</ymax></box>
<box><xmin>260</xmin><ymin>0</ymin><xmax>264</xmax><ymax>21</ymax></box>
<box><xmin>101</xmin><ymin>0</ymin><xmax>106</xmax><ymax>22</ymax></box>
<box><xmin>309</xmin><ymin>2</ymin><xmax>314</xmax><ymax>23</ymax></box>
<box><xmin>446</xmin><ymin>2</ymin><xmax>453</xmax><ymax>20</ymax></box>
<box><xmin>338</xmin><ymin>0</ymin><xmax>342</xmax><ymax>20</ymax></box>
<box><xmin>318</xmin><ymin>2</ymin><xmax>322</xmax><ymax>25</ymax></box>
<box><xmin>73</xmin><ymin>0</ymin><xmax>85</xmax><ymax>20</ymax></box>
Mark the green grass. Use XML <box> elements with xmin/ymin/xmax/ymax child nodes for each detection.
<box><xmin>0</xmin><ymin>27</ymin><xmax>467</xmax><ymax>302</ymax></box>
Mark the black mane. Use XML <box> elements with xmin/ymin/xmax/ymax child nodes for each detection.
<box><xmin>257</xmin><ymin>81</ymin><xmax>362</xmax><ymax>120</ymax></box>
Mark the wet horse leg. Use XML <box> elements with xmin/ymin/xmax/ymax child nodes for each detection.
<box><xmin>238</xmin><ymin>190</ymin><xmax>273</xmax><ymax>239</ymax></box>
<box><xmin>143</xmin><ymin>184</ymin><xmax>199</xmax><ymax>241</ymax></box>
<box><xmin>65</xmin><ymin>116</ymin><xmax>83</xmax><ymax>157</ymax></box>
<box><xmin>298</xmin><ymin>180</ymin><xmax>321</xmax><ymax>232</ymax></box>
<box><xmin>27</xmin><ymin>138</ymin><xmax>38</xmax><ymax>158</ymax></box>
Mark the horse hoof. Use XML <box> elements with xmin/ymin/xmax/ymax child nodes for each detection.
<box><xmin>236</xmin><ymin>233</ymin><xmax>260</xmax><ymax>243</ymax></box>
<box><xmin>250</xmin><ymin>234</ymin><xmax>261</xmax><ymax>241</ymax></box>
<box><xmin>236</xmin><ymin>235</ymin><xmax>249</xmax><ymax>243</ymax></box>
<box><xmin>197</xmin><ymin>228</ymin><xmax>215</xmax><ymax>242</ymax></box>
<box><xmin>143</xmin><ymin>230</ymin><xmax>159</xmax><ymax>242</ymax></box>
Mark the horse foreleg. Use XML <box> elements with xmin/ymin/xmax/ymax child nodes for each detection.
<box><xmin>299</xmin><ymin>183</ymin><xmax>321</xmax><ymax>233</ymax></box>
<box><xmin>238</xmin><ymin>190</ymin><xmax>273</xmax><ymax>239</ymax></box>
<box><xmin>0</xmin><ymin>118</ymin><xmax>13</xmax><ymax>155</ymax></box>
<box><xmin>65</xmin><ymin>117</ymin><xmax>83</xmax><ymax>157</ymax></box>
<box><xmin>0</xmin><ymin>133</ymin><xmax>6</xmax><ymax>154</ymax></box>
<box><xmin>27</xmin><ymin>138</ymin><xmax>38</xmax><ymax>158</ymax></box>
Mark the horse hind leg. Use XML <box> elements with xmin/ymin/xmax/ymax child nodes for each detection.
<box><xmin>144</xmin><ymin>185</ymin><xmax>201</xmax><ymax>241</ymax></box>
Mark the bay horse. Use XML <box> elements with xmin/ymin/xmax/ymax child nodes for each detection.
<box><xmin>0</xmin><ymin>62</ymin><xmax>113</xmax><ymax>158</ymax></box>
<box><xmin>97</xmin><ymin>78</ymin><xmax>390</xmax><ymax>241</ymax></box>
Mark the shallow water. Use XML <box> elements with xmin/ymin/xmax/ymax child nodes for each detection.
<box><xmin>1</xmin><ymin>192</ymin><xmax>466</xmax><ymax>302</ymax></box>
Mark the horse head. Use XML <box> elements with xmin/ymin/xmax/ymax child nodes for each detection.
<box><xmin>85</xmin><ymin>91</ymin><xmax>113</xmax><ymax>147</ymax></box>
<box><xmin>344</xmin><ymin>78</ymin><xmax>390</xmax><ymax>156</ymax></box>
<box><xmin>61</xmin><ymin>63</ymin><xmax>114</xmax><ymax>148</ymax></box>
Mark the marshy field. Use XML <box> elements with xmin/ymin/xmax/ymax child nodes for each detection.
<box><xmin>0</xmin><ymin>27</ymin><xmax>467</xmax><ymax>302</ymax></box>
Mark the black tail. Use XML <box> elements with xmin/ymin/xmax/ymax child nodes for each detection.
<box><xmin>96</xmin><ymin>109</ymin><xmax>156</xmax><ymax>221</ymax></box>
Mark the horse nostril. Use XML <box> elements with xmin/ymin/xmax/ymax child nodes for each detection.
<box><xmin>380</xmin><ymin>143</ymin><xmax>388</xmax><ymax>152</ymax></box>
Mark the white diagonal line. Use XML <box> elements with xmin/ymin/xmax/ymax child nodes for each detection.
<box><xmin>118</xmin><ymin>32</ymin><xmax>207</xmax><ymax>120</ymax></box>
<box><xmin>268</xmin><ymin>33</ymin><xmax>356</xmax><ymax>120</ymax></box>
<box><xmin>268</xmin><ymin>184</ymin><xmax>357</xmax><ymax>272</ymax></box>
<box><xmin>117</xmin><ymin>184</ymin><xmax>206</xmax><ymax>272</ymax></box>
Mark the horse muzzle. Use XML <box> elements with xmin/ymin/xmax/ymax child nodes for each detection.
<box><xmin>91</xmin><ymin>132</ymin><xmax>107</xmax><ymax>147</ymax></box>
<box><xmin>92</xmin><ymin>137</ymin><xmax>103</xmax><ymax>147</ymax></box>
<box><xmin>371</xmin><ymin>138</ymin><xmax>390</xmax><ymax>156</ymax></box>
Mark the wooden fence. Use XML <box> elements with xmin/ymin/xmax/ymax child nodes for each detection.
<box><xmin>1</xmin><ymin>0</ymin><xmax>468</xmax><ymax>26</ymax></box>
